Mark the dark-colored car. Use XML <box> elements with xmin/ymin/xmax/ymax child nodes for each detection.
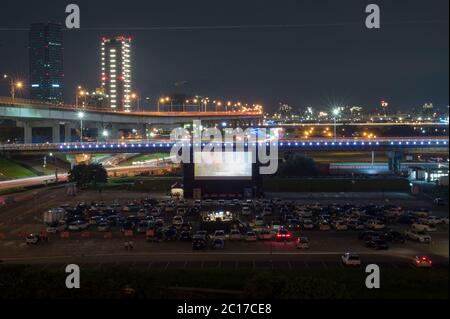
<box><xmin>192</xmin><ymin>235</ymin><xmax>207</xmax><ymax>250</ymax></box>
<box><xmin>366</xmin><ymin>239</ymin><xmax>389</xmax><ymax>250</ymax></box>
<box><xmin>382</xmin><ymin>230</ymin><xmax>406</xmax><ymax>243</ymax></box>
<box><xmin>179</xmin><ymin>230</ymin><xmax>192</xmax><ymax>241</ymax></box>
<box><xmin>164</xmin><ymin>227</ymin><xmax>178</xmax><ymax>241</ymax></box>
<box><xmin>358</xmin><ymin>230</ymin><xmax>380</xmax><ymax>241</ymax></box>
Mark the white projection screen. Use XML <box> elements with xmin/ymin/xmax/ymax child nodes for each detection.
<box><xmin>194</xmin><ymin>151</ymin><xmax>252</xmax><ymax>180</ymax></box>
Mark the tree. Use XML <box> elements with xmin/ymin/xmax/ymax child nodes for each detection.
<box><xmin>68</xmin><ymin>163</ymin><xmax>108</xmax><ymax>188</ymax></box>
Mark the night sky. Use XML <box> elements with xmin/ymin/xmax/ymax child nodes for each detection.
<box><xmin>0</xmin><ymin>0</ymin><xmax>448</xmax><ymax>112</ymax></box>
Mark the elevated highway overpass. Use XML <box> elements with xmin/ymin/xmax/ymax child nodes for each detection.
<box><xmin>0</xmin><ymin>97</ymin><xmax>262</xmax><ymax>143</ymax></box>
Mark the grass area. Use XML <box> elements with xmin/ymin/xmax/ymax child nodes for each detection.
<box><xmin>108</xmin><ymin>176</ymin><xmax>180</xmax><ymax>192</ymax></box>
<box><xmin>0</xmin><ymin>187</ymin><xmax>26</xmax><ymax>195</ymax></box>
<box><xmin>0</xmin><ymin>157</ymin><xmax>36</xmax><ymax>180</ymax></box>
<box><xmin>119</xmin><ymin>153</ymin><xmax>170</xmax><ymax>166</ymax></box>
<box><xmin>0</xmin><ymin>265</ymin><xmax>447</xmax><ymax>299</ymax></box>
<box><xmin>264</xmin><ymin>177</ymin><xmax>411</xmax><ymax>192</ymax></box>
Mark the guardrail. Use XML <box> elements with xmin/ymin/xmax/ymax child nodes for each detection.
<box><xmin>0</xmin><ymin>96</ymin><xmax>262</xmax><ymax>117</ymax></box>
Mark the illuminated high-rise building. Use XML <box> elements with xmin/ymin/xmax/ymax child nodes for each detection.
<box><xmin>29</xmin><ymin>23</ymin><xmax>64</xmax><ymax>103</ymax></box>
<box><xmin>101</xmin><ymin>36</ymin><xmax>132</xmax><ymax>111</ymax></box>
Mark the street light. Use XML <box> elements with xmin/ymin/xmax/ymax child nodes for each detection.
<box><xmin>78</xmin><ymin>111</ymin><xmax>85</xmax><ymax>143</ymax></box>
<box><xmin>3</xmin><ymin>74</ymin><xmax>24</xmax><ymax>102</ymax></box>
<box><xmin>332</xmin><ymin>108</ymin><xmax>340</xmax><ymax>141</ymax></box>
<box><xmin>75</xmin><ymin>86</ymin><xmax>88</xmax><ymax>108</ymax></box>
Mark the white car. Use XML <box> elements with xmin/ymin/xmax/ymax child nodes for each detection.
<box><xmin>229</xmin><ymin>229</ymin><xmax>242</xmax><ymax>241</ymax></box>
<box><xmin>341</xmin><ymin>253</ymin><xmax>361</xmax><ymax>266</ymax></box>
<box><xmin>405</xmin><ymin>229</ymin><xmax>432</xmax><ymax>243</ymax></box>
<box><xmin>412</xmin><ymin>223</ymin><xmax>437</xmax><ymax>232</ymax></box>
<box><xmin>213</xmin><ymin>230</ymin><xmax>226</xmax><ymax>241</ymax></box>
<box><xmin>245</xmin><ymin>231</ymin><xmax>258</xmax><ymax>242</ymax></box>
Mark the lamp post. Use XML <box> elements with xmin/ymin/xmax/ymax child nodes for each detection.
<box><xmin>78</xmin><ymin>111</ymin><xmax>85</xmax><ymax>143</ymax></box>
<box><xmin>76</xmin><ymin>86</ymin><xmax>86</xmax><ymax>108</ymax></box>
<box><xmin>332</xmin><ymin>108</ymin><xmax>340</xmax><ymax>142</ymax></box>
<box><xmin>3</xmin><ymin>74</ymin><xmax>23</xmax><ymax>103</ymax></box>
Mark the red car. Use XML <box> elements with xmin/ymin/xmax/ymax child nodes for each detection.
<box><xmin>413</xmin><ymin>256</ymin><xmax>433</xmax><ymax>268</ymax></box>
<box><xmin>275</xmin><ymin>229</ymin><xmax>293</xmax><ymax>241</ymax></box>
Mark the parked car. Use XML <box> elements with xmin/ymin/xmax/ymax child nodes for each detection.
<box><xmin>25</xmin><ymin>234</ymin><xmax>40</xmax><ymax>245</ymax></box>
<box><xmin>341</xmin><ymin>253</ymin><xmax>361</xmax><ymax>266</ymax></box>
<box><xmin>302</xmin><ymin>219</ymin><xmax>314</xmax><ymax>230</ymax></box>
<box><xmin>172</xmin><ymin>215</ymin><xmax>183</xmax><ymax>227</ymax></box>
<box><xmin>365</xmin><ymin>220</ymin><xmax>385</xmax><ymax>230</ymax></box>
<box><xmin>257</xmin><ymin>229</ymin><xmax>273</xmax><ymax>241</ymax></box>
<box><xmin>68</xmin><ymin>220</ymin><xmax>89</xmax><ymax>231</ymax></box>
<box><xmin>97</xmin><ymin>221</ymin><xmax>110</xmax><ymax>232</ymax></box>
<box><xmin>382</xmin><ymin>230</ymin><xmax>405</xmax><ymax>243</ymax></box>
<box><xmin>192</xmin><ymin>235</ymin><xmax>207</xmax><ymax>250</ymax></box>
<box><xmin>211</xmin><ymin>238</ymin><xmax>225</xmax><ymax>249</ymax></box>
<box><xmin>212</xmin><ymin>230</ymin><xmax>226</xmax><ymax>241</ymax></box>
<box><xmin>275</xmin><ymin>229</ymin><xmax>293</xmax><ymax>241</ymax></box>
<box><xmin>46</xmin><ymin>220</ymin><xmax>67</xmax><ymax>233</ymax></box>
<box><xmin>179</xmin><ymin>230</ymin><xmax>192</xmax><ymax>241</ymax></box>
<box><xmin>229</xmin><ymin>229</ymin><xmax>242</xmax><ymax>241</ymax></box>
<box><xmin>245</xmin><ymin>231</ymin><xmax>258</xmax><ymax>242</ymax></box>
<box><xmin>365</xmin><ymin>239</ymin><xmax>389</xmax><ymax>250</ymax></box>
<box><xmin>405</xmin><ymin>229</ymin><xmax>432</xmax><ymax>243</ymax></box>
<box><xmin>296</xmin><ymin>236</ymin><xmax>309</xmax><ymax>249</ymax></box>
<box><xmin>412</xmin><ymin>223</ymin><xmax>437</xmax><ymax>232</ymax></box>
<box><xmin>319</xmin><ymin>221</ymin><xmax>331</xmax><ymax>231</ymax></box>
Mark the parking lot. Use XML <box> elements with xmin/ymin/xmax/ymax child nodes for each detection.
<box><xmin>0</xmin><ymin>188</ymin><xmax>448</xmax><ymax>268</ymax></box>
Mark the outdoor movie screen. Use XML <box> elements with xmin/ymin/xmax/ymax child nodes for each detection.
<box><xmin>194</xmin><ymin>151</ymin><xmax>252</xmax><ymax>180</ymax></box>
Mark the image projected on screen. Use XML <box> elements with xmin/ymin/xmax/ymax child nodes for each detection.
<box><xmin>194</xmin><ymin>152</ymin><xmax>252</xmax><ymax>180</ymax></box>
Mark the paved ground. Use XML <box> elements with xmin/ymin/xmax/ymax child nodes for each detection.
<box><xmin>0</xmin><ymin>188</ymin><xmax>448</xmax><ymax>268</ymax></box>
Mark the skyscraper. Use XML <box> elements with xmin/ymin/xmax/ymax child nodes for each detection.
<box><xmin>101</xmin><ymin>36</ymin><xmax>132</xmax><ymax>111</ymax></box>
<box><xmin>29</xmin><ymin>23</ymin><xmax>64</xmax><ymax>103</ymax></box>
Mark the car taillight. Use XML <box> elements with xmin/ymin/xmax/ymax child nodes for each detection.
<box><xmin>428</xmin><ymin>260</ymin><xmax>433</xmax><ymax>264</ymax></box>
<box><xmin>287</xmin><ymin>233</ymin><xmax>292</xmax><ymax>238</ymax></box>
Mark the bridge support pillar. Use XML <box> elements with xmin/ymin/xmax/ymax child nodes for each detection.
<box><xmin>387</xmin><ymin>150</ymin><xmax>403</xmax><ymax>174</ymax></box>
<box><xmin>52</xmin><ymin>124</ymin><xmax>61</xmax><ymax>143</ymax></box>
<box><xmin>64</xmin><ymin>124</ymin><xmax>72</xmax><ymax>143</ymax></box>
<box><xmin>23</xmin><ymin>122</ymin><xmax>32</xmax><ymax>144</ymax></box>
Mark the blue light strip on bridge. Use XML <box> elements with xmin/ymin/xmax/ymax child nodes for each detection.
<box><xmin>58</xmin><ymin>139</ymin><xmax>447</xmax><ymax>151</ymax></box>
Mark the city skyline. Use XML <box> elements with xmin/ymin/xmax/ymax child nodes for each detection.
<box><xmin>0</xmin><ymin>0</ymin><xmax>448</xmax><ymax>112</ymax></box>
